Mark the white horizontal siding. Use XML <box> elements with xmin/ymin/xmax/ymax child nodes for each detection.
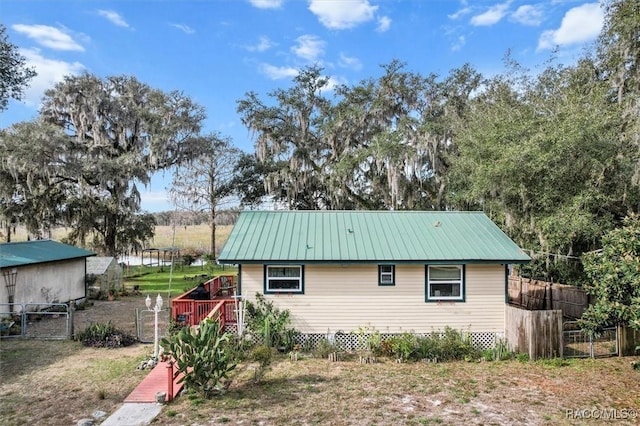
<box><xmin>8</xmin><ymin>260</ymin><xmax>86</xmax><ymax>308</ymax></box>
<box><xmin>240</xmin><ymin>264</ymin><xmax>506</xmax><ymax>334</ymax></box>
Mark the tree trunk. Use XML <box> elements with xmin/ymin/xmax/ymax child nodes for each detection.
<box><xmin>210</xmin><ymin>206</ymin><xmax>216</xmax><ymax>259</ymax></box>
<box><xmin>104</xmin><ymin>214</ymin><xmax>118</xmax><ymax>257</ymax></box>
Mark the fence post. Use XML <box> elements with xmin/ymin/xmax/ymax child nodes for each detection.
<box><xmin>519</xmin><ymin>277</ymin><xmax>523</xmax><ymax>306</ymax></box>
<box><xmin>167</xmin><ymin>360</ymin><xmax>174</xmax><ymax>402</ymax></box>
<box><xmin>68</xmin><ymin>304</ymin><xmax>74</xmax><ymax>339</ymax></box>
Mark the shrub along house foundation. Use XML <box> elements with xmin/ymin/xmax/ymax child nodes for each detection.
<box><xmin>217</xmin><ymin>210</ymin><xmax>530</xmax><ymax>349</ymax></box>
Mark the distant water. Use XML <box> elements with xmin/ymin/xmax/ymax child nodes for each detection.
<box><xmin>118</xmin><ymin>255</ymin><xmax>206</xmax><ymax>266</ymax></box>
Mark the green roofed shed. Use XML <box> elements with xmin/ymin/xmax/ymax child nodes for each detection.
<box><xmin>0</xmin><ymin>240</ymin><xmax>95</xmax><ymax>268</ymax></box>
<box><xmin>218</xmin><ymin>210</ymin><xmax>530</xmax><ymax>264</ymax></box>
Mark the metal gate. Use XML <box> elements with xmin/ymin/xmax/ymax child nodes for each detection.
<box><xmin>0</xmin><ymin>303</ymin><xmax>72</xmax><ymax>340</ymax></box>
<box><xmin>135</xmin><ymin>307</ymin><xmax>170</xmax><ymax>343</ymax></box>
<box><xmin>563</xmin><ymin>321</ymin><xmax>618</xmax><ymax>358</ymax></box>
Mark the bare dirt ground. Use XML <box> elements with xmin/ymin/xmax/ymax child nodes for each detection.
<box><xmin>1</xmin><ymin>296</ymin><xmax>640</xmax><ymax>426</ymax></box>
<box><xmin>0</xmin><ymin>296</ymin><xmax>151</xmax><ymax>426</ymax></box>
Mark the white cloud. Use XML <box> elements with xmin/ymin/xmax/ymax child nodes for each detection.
<box><xmin>338</xmin><ymin>53</ymin><xmax>362</xmax><ymax>70</ymax></box>
<box><xmin>248</xmin><ymin>0</ymin><xmax>284</xmax><ymax>9</ymax></box>
<box><xmin>291</xmin><ymin>35</ymin><xmax>325</xmax><ymax>61</ymax></box>
<box><xmin>510</xmin><ymin>5</ymin><xmax>543</xmax><ymax>26</ymax></box>
<box><xmin>19</xmin><ymin>48</ymin><xmax>84</xmax><ymax>106</ymax></box>
<box><xmin>451</xmin><ymin>35</ymin><xmax>466</xmax><ymax>52</ymax></box>
<box><xmin>170</xmin><ymin>23</ymin><xmax>195</xmax><ymax>34</ymax></box>
<box><xmin>376</xmin><ymin>16</ymin><xmax>391</xmax><ymax>32</ymax></box>
<box><xmin>12</xmin><ymin>24</ymin><xmax>84</xmax><ymax>51</ymax></box>
<box><xmin>324</xmin><ymin>75</ymin><xmax>347</xmax><ymax>92</ymax></box>
<box><xmin>470</xmin><ymin>2</ymin><xmax>511</xmax><ymax>26</ymax></box>
<box><xmin>97</xmin><ymin>9</ymin><xmax>130</xmax><ymax>28</ymax></box>
<box><xmin>537</xmin><ymin>2</ymin><xmax>603</xmax><ymax>50</ymax></box>
<box><xmin>448</xmin><ymin>6</ymin><xmax>472</xmax><ymax>20</ymax></box>
<box><xmin>245</xmin><ymin>35</ymin><xmax>275</xmax><ymax>52</ymax></box>
<box><xmin>259</xmin><ymin>63</ymin><xmax>299</xmax><ymax>80</ymax></box>
<box><xmin>309</xmin><ymin>0</ymin><xmax>377</xmax><ymax>30</ymax></box>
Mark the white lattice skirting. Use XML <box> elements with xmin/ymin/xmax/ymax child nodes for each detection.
<box><xmin>230</xmin><ymin>329</ymin><xmax>504</xmax><ymax>351</ymax></box>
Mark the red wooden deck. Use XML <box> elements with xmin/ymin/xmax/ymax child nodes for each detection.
<box><xmin>123</xmin><ymin>276</ymin><xmax>237</xmax><ymax>404</ymax></box>
<box><xmin>171</xmin><ymin>275</ymin><xmax>237</xmax><ymax>328</ymax></box>
<box><xmin>124</xmin><ymin>360</ymin><xmax>184</xmax><ymax>403</ymax></box>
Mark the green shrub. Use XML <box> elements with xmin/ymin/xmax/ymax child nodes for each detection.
<box><xmin>161</xmin><ymin>318</ymin><xmax>236</xmax><ymax>397</ymax></box>
<box><xmin>74</xmin><ymin>321</ymin><xmax>137</xmax><ymax>348</ymax></box>
<box><xmin>182</xmin><ymin>254</ymin><xmax>195</xmax><ymax>266</ymax></box>
<box><xmin>244</xmin><ymin>293</ymin><xmax>297</xmax><ymax>349</ymax></box>
<box><xmin>353</xmin><ymin>326</ymin><xmax>384</xmax><ymax>357</ymax></box>
<box><xmin>480</xmin><ymin>338</ymin><xmax>513</xmax><ymax>361</ymax></box>
<box><xmin>387</xmin><ymin>332</ymin><xmax>417</xmax><ymax>362</ymax></box>
<box><xmin>414</xmin><ymin>328</ymin><xmax>479</xmax><ymax>362</ymax></box>
<box><xmin>439</xmin><ymin>328</ymin><xmax>478</xmax><ymax>360</ymax></box>
<box><xmin>312</xmin><ymin>338</ymin><xmax>340</xmax><ymax>359</ymax></box>
<box><xmin>250</xmin><ymin>344</ymin><xmax>273</xmax><ymax>382</ymax></box>
<box><xmin>491</xmin><ymin>338</ymin><xmax>513</xmax><ymax>361</ymax></box>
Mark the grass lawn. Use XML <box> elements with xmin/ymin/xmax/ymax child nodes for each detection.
<box><xmin>123</xmin><ymin>264</ymin><xmax>238</xmax><ymax>297</ymax></box>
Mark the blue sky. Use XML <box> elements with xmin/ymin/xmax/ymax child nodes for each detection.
<box><xmin>2</xmin><ymin>0</ymin><xmax>605</xmax><ymax>212</ymax></box>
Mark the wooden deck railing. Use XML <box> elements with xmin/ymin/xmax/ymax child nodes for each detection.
<box><xmin>170</xmin><ymin>275</ymin><xmax>237</xmax><ymax>327</ymax></box>
<box><xmin>166</xmin><ymin>274</ymin><xmax>237</xmax><ymax>401</ymax></box>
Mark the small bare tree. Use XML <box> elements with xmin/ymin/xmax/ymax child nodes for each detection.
<box><xmin>169</xmin><ymin>133</ymin><xmax>240</xmax><ymax>257</ymax></box>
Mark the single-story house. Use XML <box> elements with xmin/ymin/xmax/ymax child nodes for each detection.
<box><xmin>218</xmin><ymin>210</ymin><xmax>530</xmax><ymax>346</ymax></box>
<box><xmin>0</xmin><ymin>240</ymin><xmax>95</xmax><ymax>312</ymax></box>
<box><xmin>86</xmin><ymin>256</ymin><xmax>123</xmax><ymax>299</ymax></box>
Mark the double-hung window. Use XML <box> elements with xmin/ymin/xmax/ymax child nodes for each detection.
<box><xmin>426</xmin><ymin>265</ymin><xmax>464</xmax><ymax>302</ymax></box>
<box><xmin>264</xmin><ymin>265</ymin><xmax>304</xmax><ymax>293</ymax></box>
<box><xmin>378</xmin><ymin>265</ymin><xmax>395</xmax><ymax>286</ymax></box>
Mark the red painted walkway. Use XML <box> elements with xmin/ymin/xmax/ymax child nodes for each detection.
<box><xmin>124</xmin><ymin>360</ymin><xmax>184</xmax><ymax>403</ymax></box>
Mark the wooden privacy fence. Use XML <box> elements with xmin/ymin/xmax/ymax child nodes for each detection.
<box><xmin>505</xmin><ymin>304</ymin><xmax>563</xmax><ymax>360</ymax></box>
<box><xmin>508</xmin><ymin>275</ymin><xmax>590</xmax><ymax>319</ymax></box>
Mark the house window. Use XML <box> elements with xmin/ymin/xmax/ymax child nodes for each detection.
<box><xmin>378</xmin><ymin>265</ymin><xmax>395</xmax><ymax>286</ymax></box>
<box><xmin>426</xmin><ymin>265</ymin><xmax>464</xmax><ymax>302</ymax></box>
<box><xmin>264</xmin><ymin>265</ymin><xmax>304</xmax><ymax>293</ymax></box>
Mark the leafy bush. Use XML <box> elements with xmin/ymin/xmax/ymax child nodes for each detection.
<box><xmin>411</xmin><ymin>328</ymin><xmax>479</xmax><ymax>362</ymax></box>
<box><xmin>312</xmin><ymin>338</ymin><xmax>341</xmax><ymax>359</ymax></box>
<box><xmin>353</xmin><ymin>326</ymin><xmax>384</xmax><ymax>357</ymax></box>
<box><xmin>161</xmin><ymin>318</ymin><xmax>236</xmax><ymax>397</ymax></box>
<box><xmin>244</xmin><ymin>293</ymin><xmax>297</xmax><ymax>349</ymax></box>
<box><xmin>387</xmin><ymin>332</ymin><xmax>418</xmax><ymax>362</ymax></box>
<box><xmin>74</xmin><ymin>322</ymin><xmax>137</xmax><ymax>348</ymax></box>
<box><xmin>250</xmin><ymin>344</ymin><xmax>273</xmax><ymax>382</ymax></box>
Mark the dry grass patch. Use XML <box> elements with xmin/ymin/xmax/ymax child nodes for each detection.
<box><xmin>154</xmin><ymin>355</ymin><xmax>640</xmax><ymax>425</ymax></box>
<box><xmin>8</xmin><ymin>224</ymin><xmax>233</xmax><ymax>253</ymax></box>
<box><xmin>0</xmin><ymin>340</ymin><xmax>148</xmax><ymax>426</ymax></box>
<box><xmin>151</xmin><ymin>225</ymin><xmax>233</xmax><ymax>253</ymax></box>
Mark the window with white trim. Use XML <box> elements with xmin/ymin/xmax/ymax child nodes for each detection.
<box><xmin>426</xmin><ymin>265</ymin><xmax>464</xmax><ymax>301</ymax></box>
<box><xmin>265</xmin><ymin>265</ymin><xmax>303</xmax><ymax>293</ymax></box>
<box><xmin>378</xmin><ymin>265</ymin><xmax>395</xmax><ymax>286</ymax></box>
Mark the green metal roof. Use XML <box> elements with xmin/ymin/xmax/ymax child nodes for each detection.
<box><xmin>218</xmin><ymin>211</ymin><xmax>531</xmax><ymax>264</ymax></box>
<box><xmin>0</xmin><ymin>240</ymin><xmax>96</xmax><ymax>268</ymax></box>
